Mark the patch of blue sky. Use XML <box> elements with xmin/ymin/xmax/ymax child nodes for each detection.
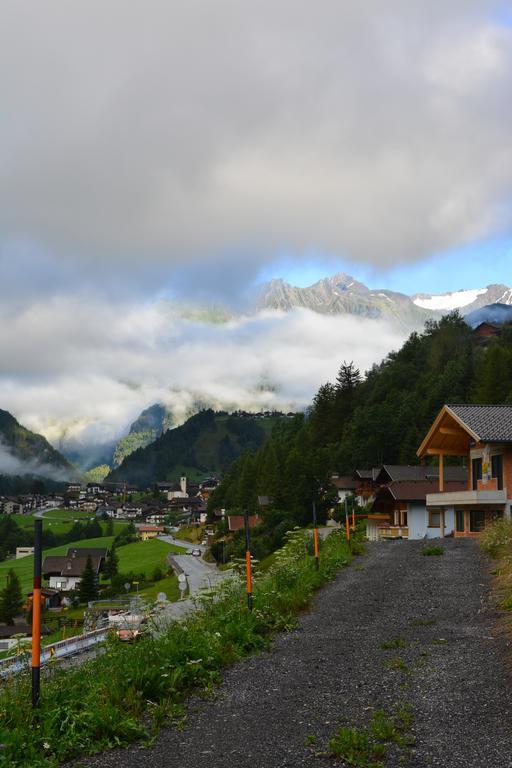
<box><xmin>259</xmin><ymin>237</ymin><xmax>512</xmax><ymax>296</ymax></box>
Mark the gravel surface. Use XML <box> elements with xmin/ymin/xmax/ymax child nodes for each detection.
<box><xmin>78</xmin><ymin>539</ymin><xmax>512</xmax><ymax>768</ymax></box>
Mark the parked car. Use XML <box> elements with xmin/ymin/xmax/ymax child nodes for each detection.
<box><xmin>191</xmin><ymin>548</ymin><xmax>201</xmax><ymax>557</ymax></box>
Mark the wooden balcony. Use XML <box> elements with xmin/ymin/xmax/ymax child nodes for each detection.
<box><xmin>377</xmin><ymin>525</ymin><xmax>409</xmax><ymax>540</ymax></box>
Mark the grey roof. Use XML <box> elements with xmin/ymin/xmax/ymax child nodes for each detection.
<box><xmin>448</xmin><ymin>404</ymin><xmax>512</xmax><ymax>443</ymax></box>
<box><xmin>376</xmin><ymin>465</ymin><xmax>468</xmax><ymax>484</ymax></box>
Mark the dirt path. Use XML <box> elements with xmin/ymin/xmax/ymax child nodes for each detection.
<box><xmin>81</xmin><ymin>540</ymin><xmax>512</xmax><ymax>768</ymax></box>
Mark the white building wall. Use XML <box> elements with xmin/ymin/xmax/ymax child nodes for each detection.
<box><xmin>407</xmin><ymin>503</ymin><xmax>455</xmax><ymax>539</ymax></box>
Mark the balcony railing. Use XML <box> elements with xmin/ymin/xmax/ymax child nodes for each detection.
<box><xmin>377</xmin><ymin>525</ymin><xmax>409</xmax><ymax>539</ymax></box>
<box><xmin>426</xmin><ymin>489</ymin><xmax>507</xmax><ymax>507</ymax></box>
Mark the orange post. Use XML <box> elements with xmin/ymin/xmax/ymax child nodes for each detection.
<box><xmin>345</xmin><ymin>512</ymin><xmax>351</xmax><ymax>542</ymax></box>
<box><xmin>32</xmin><ymin>519</ymin><xmax>42</xmax><ymax>708</ymax></box>
<box><xmin>351</xmin><ymin>505</ymin><xmax>356</xmax><ymax>532</ymax></box>
<box><xmin>243</xmin><ymin>511</ymin><xmax>253</xmax><ymax>610</ymax></box>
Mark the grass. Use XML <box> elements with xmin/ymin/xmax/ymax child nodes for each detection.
<box><xmin>0</xmin><ymin>536</ymin><xmax>117</xmax><ymax>595</ymax></box>
<box><xmin>0</xmin><ymin>529</ymin><xmax>357</xmax><ymax>767</ymax></box>
<box><xmin>409</xmin><ymin>618</ymin><xmax>437</xmax><ymax>627</ymax></box>
<box><xmin>174</xmin><ymin>525</ymin><xmax>205</xmax><ymax>544</ymax></box>
<box><xmin>422</xmin><ymin>546</ymin><xmax>444</xmax><ymax>557</ymax></box>
<box><xmin>116</xmin><ymin>539</ymin><xmax>186</xmax><ymax>576</ymax></box>
<box><xmin>327</xmin><ymin>704</ymin><xmax>414</xmax><ymax>767</ymax></box>
<box><xmin>379</xmin><ymin>637</ymin><xmax>407</xmax><ymax>650</ymax></box>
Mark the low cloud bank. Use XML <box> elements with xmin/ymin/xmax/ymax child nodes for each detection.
<box><xmin>0</xmin><ymin>299</ymin><xmax>407</xmax><ymax>450</ymax></box>
<box><xmin>0</xmin><ymin>439</ymin><xmax>73</xmax><ymax>482</ymax></box>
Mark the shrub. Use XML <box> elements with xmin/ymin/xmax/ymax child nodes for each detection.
<box><xmin>422</xmin><ymin>546</ymin><xmax>444</xmax><ymax>557</ymax></box>
<box><xmin>481</xmin><ymin>519</ymin><xmax>512</xmax><ymax>559</ymax></box>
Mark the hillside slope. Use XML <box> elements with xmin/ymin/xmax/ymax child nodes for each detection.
<box><xmin>0</xmin><ymin>409</ymin><xmax>73</xmax><ymax>479</ymax></box>
<box><xmin>106</xmin><ymin>409</ymin><xmax>284</xmax><ymax>486</ymax></box>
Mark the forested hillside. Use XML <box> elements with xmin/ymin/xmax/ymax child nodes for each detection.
<box><xmin>208</xmin><ymin>314</ymin><xmax>512</xmax><ymax>560</ymax></box>
<box><xmin>106</xmin><ymin>410</ymin><xmax>285</xmax><ymax>486</ymax></box>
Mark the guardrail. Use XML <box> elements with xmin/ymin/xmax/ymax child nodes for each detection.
<box><xmin>0</xmin><ymin>627</ymin><xmax>109</xmax><ymax>679</ymax></box>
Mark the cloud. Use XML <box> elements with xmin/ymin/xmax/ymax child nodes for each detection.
<box><xmin>0</xmin><ymin>438</ymin><xmax>73</xmax><ymax>481</ymax></box>
<box><xmin>0</xmin><ymin>298</ymin><xmax>406</xmax><ymax>448</ymax></box>
<box><xmin>1</xmin><ymin>1</ymin><xmax>511</xmax><ymax>274</ymax></box>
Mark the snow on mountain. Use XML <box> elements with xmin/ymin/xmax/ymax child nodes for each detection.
<box><xmin>413</xmin><ymin>288</ymin><xmax>487</xmax><ymax>311</ymax></box>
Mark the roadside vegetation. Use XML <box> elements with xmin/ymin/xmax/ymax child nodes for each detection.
<box><xmin>481</xmin><ymin>519</ymin><xmax>512</xmax><ymax>612</ymax></box>
<box><xmin>0</xmin><ymin>529</ymin><xmax>357</xmax><ymax>767</ymax></box>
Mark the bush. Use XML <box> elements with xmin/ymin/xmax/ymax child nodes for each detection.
<box><xmin>422</xmin><ymin>546</ymin><xmax>444</xmax><ymax>557</ymax></box>
<box><xmin>481</xmin><ymin>519</ymin><xmax>512</xmax><ymax>559</ymax></box>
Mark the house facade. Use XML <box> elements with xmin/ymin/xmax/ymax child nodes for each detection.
<box><xmin>42</xmin><ymin>547</ymin><xmax>107</xmax><ymax>591</ymax></box>
<box><xmin>417</xmin><ymin>404</ymin><xmax>512</xmax><ymax>537</ymax></box>
<box><xmin>367</xmin><ymin>479</ymin><xmax>467</xmax><ymax>541</ymax></box>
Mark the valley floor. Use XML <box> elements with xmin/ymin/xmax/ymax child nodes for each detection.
<box><xmin>78</xmin><ymin>539</ymin><xmax>512</xmax><ymax>768</ymax></box>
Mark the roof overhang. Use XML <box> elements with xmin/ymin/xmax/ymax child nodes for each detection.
<box><xmin>417</xmin><ymin>405</ymin><xmax>479</xmax><ymax>459</ymax></box>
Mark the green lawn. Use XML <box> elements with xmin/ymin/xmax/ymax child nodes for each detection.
<box><xmin>42</xmin><ymin>509</ymin><xmax>93</xmax><ymax>520</ymax></box>
<box><xmin>0</xmin><ymin>536</ymin><xmax>117</xmax><ymax>595</ymax></box>
<box><xmin>116</xmin><ymin>538</ymin><xmax>186</xmax><ymax>577</ymax></box>
<box><xmin>0</xmin><ymin>534</ymin><xmax>185</xmax><ymax>599</ymax></box>
<box><xmin>136</xmin><ymin>574</ymin><xmax>180</xmax><ymax>602</ymax></box>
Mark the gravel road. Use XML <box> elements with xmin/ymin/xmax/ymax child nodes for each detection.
<box><xmin>79</xmin><ymin>539</ymin><xmax>512</xmax><ymax>768</ymax></box>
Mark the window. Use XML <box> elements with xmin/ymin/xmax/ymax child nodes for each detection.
<box><xmin>472</xmin><ymin>458</ymin><xmax>482</xmax><ymax>490</ymax></box>
<box><xmin>469</xmin><ymin>509</ymin><xmax>485</xmax><ymax>532</ymax></box>
<box><xmin>491</xmin><ymin>454</ymin><xmax>504</xmax><ymax>490</ymax></box>
<box><xmin>429</xmin><ymin>511</ymin><xmax>440</xmax><ymax>528</ymax></box>
<box><xmin>456</xmin><ymin>510</ymin><xmax>465</xmax><ymax>532</ymax></box>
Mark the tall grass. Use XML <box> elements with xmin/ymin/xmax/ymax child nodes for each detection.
<box><xmin>0</xmin><ymin>530</ymin><xmax>355</xmax><ymax>767</ymax></box>
<box><xmin>481</xmin><ymin>519</ymin><xmax>512</xmax><ymax>612</ymax></box>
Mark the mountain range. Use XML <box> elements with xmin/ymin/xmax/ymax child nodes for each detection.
<box><xmin>5</xmin><ymin>272</ymin><xmax>512</xmax><ymax>481</ymax></box>
<box><xmin>258</xmin><ymin>274</ymin><xmax>512</xmax><ymax>329</ymax></box>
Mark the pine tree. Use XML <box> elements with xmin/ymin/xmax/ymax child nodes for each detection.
<box><xmin>104</xmin><ymin>546</ymin><xmax>119</xmax><ymax>579</ymax></box>
<box><xmin>105</xmin><ymin>517</ymin><xmax>114</xmax><ymax>536</ymax></box>
<box><xmin>78</xmin><ymin>556</ymin><xmax>99</xmax><ymax>603</ymax></box>
<box><xmin>0</xmin><ymin>569</ymin><xmax>23</xmax><ymax>625</ymax></box>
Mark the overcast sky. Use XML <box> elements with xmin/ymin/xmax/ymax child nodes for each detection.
<box><xmin>1</xmin><ymin>1</ymin><xmax>511</xmax><ymax>450</ymax></box>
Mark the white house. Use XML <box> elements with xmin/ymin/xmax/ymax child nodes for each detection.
<box><xmin>42</xmin><ymin>547</ymin><xmax>107</xmax><ymax>591</ymax></box>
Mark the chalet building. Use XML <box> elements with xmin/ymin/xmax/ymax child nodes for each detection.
<box><xmin>227</xmin><ymin>514</ymin><xmax>262</xmax><ymax>532</ymax></box>
<box><xmin>138</xmin><ymin>525</ymin><xmax>165</xmax><ymax>540</ymax></box>
<box><xmin>354</xmin><ymin>469</ymin><xmax>380</xmax><ymax>505</ymax></box>
<box><xmin>417</xmin><ymin>404</ymin><xmax>512</xmax><ymax>537</ymax></box>
<box><xmin>473</xmin><ymin>322</ymin><xmax>503</xmax><ymax>340</ymax></box>
<box><xmin>330</xmin><ymin>475</ymin><xmax>359</xmax><ymax>503</ymax></box>
<box><xmin>42</xmin><ymin>547</ymin><xmax>108</xmax><ymax>591</ymax></box>
<box><xmin>367</xmin><ymin>479</ymin><xmax>467</xmax><ymax>541</ymax></box>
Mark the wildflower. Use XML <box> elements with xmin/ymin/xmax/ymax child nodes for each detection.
<box><xmin>43</xmin><ymin>742</ymin><xmax>50</xmax><ymax>750</ymax></box>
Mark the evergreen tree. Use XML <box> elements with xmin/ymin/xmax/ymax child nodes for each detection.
<box><xmin>104</xmin><ymin>545</ymin><xmax>119</xmax><ymax>579</ymax></box>
<box><xmin>0</xmin><ymin>569</ymin><xmax>23</xmax><ymax>625</ymax></box>
<box><xmin>78</xmin><ymin>556</ymin><xmax>99</xmax><ymax>603</ymax></box>
<box><xmin>105</xmin><ymin>517</ymin><xmax>114</xmax><ymax>536</ymax></box>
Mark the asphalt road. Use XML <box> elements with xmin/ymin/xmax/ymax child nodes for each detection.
<box><xmin>80</xmin><ymin>539</ymin><xmax>512</xmax><ymax>768</ymax></box>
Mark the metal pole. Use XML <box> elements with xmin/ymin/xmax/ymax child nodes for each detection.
<box><xmin>32</xmin><ymin>519</ymin><xmax>42</xmax><ymax>708</ymax></box>
<box><xmin>351</xmin><ymin>498</ymin><xmax>356</xmax><ymax>532</ymax></box>
<box><xmin>312</xmin><ymin>501</ymin><xmax>319</xmax><ymax>570</ymax></box>
<box><xmin>243</xmin><ymin>510</ymin><xmax>253</xmax><ymax>610</ymax></box>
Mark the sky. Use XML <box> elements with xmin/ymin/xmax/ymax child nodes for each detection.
<box><xmin>0</xmin><ymin>1</ymin><xmax>511</xmax><ymax>462</ymax></box>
